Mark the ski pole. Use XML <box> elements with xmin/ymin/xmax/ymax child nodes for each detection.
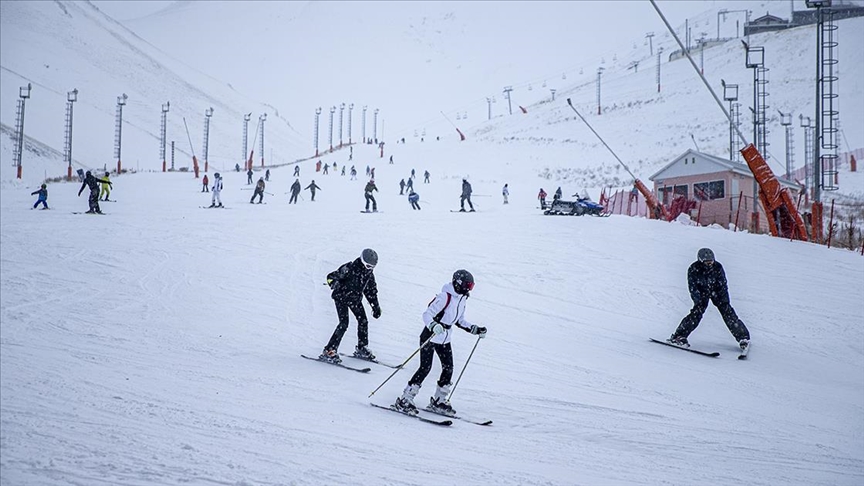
<box><xmin>368</xmin><ymin>335</ymin><xmax>435</xmax><ymax>398</ymax></box>
<box><xmin>447</xmin><ymin>335</ymin><xmax>481</xmax><ymax>402</ymax></box>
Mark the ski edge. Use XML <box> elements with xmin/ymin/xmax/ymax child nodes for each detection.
<box><xmin>300</xmin><ymin>354</ymin><xmax>371</xmax><ymax>373</ymax></box>
<box><xmin>370</xmin><ymin>403</ymin><xmax>452</xmax><ymax>426</ymax></box>
<box><xmin>423</xmin><ymin>407</ymin><xmax>492</xmax><ymax>426</ymax></box>
<box><xmin>649</xmin><ymin>338</ymin><xmax>720</xmax><ymax>357</ymax></box>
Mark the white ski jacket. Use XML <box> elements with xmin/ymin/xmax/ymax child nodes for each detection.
<box><xmin>422</xmin><ymin>282</ymin><xmax>474</xmax><ymax>345</ymax></box>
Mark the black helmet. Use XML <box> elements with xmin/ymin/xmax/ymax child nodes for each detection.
<box><xmin>452</xmin><ymin>269</ymin><xmax>474</xmax><ymax>295</ymax></box>
<box><xmin>361</xmin><ymin>248</ymin><xmax>378</xmax><ymax>269</ymax></box>
<box><xmin>697</xmin><ymin>248</ymin><xmax>715</xmax><ymax>263</ymax></box>
<box><xmin>214</xmin><ymin>172</ymin><xmax>220</xmax><ymax>178</ymax></box>
<box><xmin>85</xmin><ymin>171</ymin><xmax>92</xmax><ymax>177</ymax></box>
<box><xmin>105</xmin><ymin>172</ymin><xmax>110</xmax><ymax>177</ymax></box>
<box><xmin>41</xmin><ymin>184</ymin><xmax>46</xmax><ymax>188</ymax></box>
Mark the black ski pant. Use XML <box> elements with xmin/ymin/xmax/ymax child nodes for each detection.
<box><xmin>88</xmin><ymin>189</ymin><xmax>101</xmax><ymax>213</ymax></box>
<box><xmin>251</xmin><ymin>189</ymin><xmax>263</xmax><ymax>203</ymax></box>
<box><xmin>409</xmin><ymin>328</ymin><xmax>453</xmax><ymax>388</ymax></box>
<box><xmin>365</xmin><ymin>193</ymin><xmax>377</xmax><ymax>211</ymax></box>
<box><xmin>460</xmin><ymin>195</ymin><xmax>474</xmax><ymax>210</ymax></box>
<box><xmin>289</xmin><ymin>192</ymin><xmax>299</xmax><ymax>204</ymax></box>
<box><xmin>202</xmin><ymin>184</ymin><xmax>209</xmax><ymax>192</ymax></box>
<box><xmin>674</xmin><ymin>292</ymin><xmax>750</xmax><ymax>342</ymax></box>
<box><xmin>325</xmin><ymin>298</ymin><xmax>369</xmax><ymax>351</ymax></box>
<box><xmin>309</xmin><ymin>190</ymin><xmax>316</xmax><ymax>201</ymax></box>
<box><xmin>411</xmin><ymin>201</ymin><xmax>421</xmax><ymax>210</ymax></box>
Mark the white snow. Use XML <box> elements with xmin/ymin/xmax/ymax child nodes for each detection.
<box><xmin>1</xmin><ymin>1</ymin><xmax>863</xmax><ymax>485</ymax></box>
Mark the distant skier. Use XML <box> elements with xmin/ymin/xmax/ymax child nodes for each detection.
<box><xmin>247</xmin><ymin>168</ymin><xmax>254</xmax><ymax>185</ymax></box>
<box><xmin>265</xmin><ymin>169</ymin><xmax>270</xmax><ymax>182</ymax></box>
<box><xmin>305</xmin><ymin>180</ymin><xmax>321</xmax><ymax>201</ymax></box>
<box><xmin>77</xmin><ymin>170</ymin><xmax>112</xmax><ymax>214</ymax></box>
<box><xmin>202</xmin><ymin>174</ymin><xmax>209</xmax><ymax>193</ymax></box>
<box><xmin>393</xmin><ymin>270</ymin><xmax>486</xmax><ymax>415</ymax></box>
<box><xmin>350</xmin><ymin>166</ymin><xmax>357</xmax><ymax>180</ymax></box>
<box><xmin>323</xmin><ymin>164</ymin><xmax>329</xmax><ymax>175</ymax></box>
<box><xmin>389</xmin><ymin>155</ymin><xmax>394</xmax><ymax>164</ymax></box>
<box><xmin>667</xmin><ymin>248</ymin><xmax>750</xmax><ymax>351</ymax></box>
<box><xmin>235</xmin><ymin>163</ymin><xmax>241</xmax><ymax>172</ymax></box>
<box><xmin>408</xmin><ymin>190</ymin><xmax>421</xmax><ymax>210</ymax></box>
<box><xmin>250</xmin><ymin>177</ymin><xmax>266</xmax><ymax>204</ymax></box>
<box><xmin>341</xmin><ymin>166</ymin><xmax>346</xmax><ymax>176</ymax></box>
<box><xmin>366</xmin><ymin>165</ymin><xmax>371</xmax><ymax>177</ymax></box>
<box><xmin>502</xmin><ymin>183</ymin><xmax>509</xmax><ymax>204</ymax></box>
<box><xmin>371</xmin><ymin>167</ymin><xmax>376</xmax><ymax>179</ymax></box>
<box><xmin>553</xmin><ymin>187</ymin><xmax>562</xmax><ymax>202</ymax></box>
<box><xmin>406</xmin><ymin>177</ymin><xmax>414</xmax><ymax>193</ymax></box>
<box><xmin>289</xmin><ymin>179</ymin><xmax>302</xmax><ymax>204</ymax></box>
<box><xmin>294</xmin><ymin>165</ymin><xmax>300</xmax><ymax>177</ymax></box>
<box><xmin>459</xmin><ymin>178</ymin><xmax>475</xmax><ymax>212</ymax></box>
<box><xmin>411</xmin><ymin>168</ymin><xmax>415</xmax><ymax>179</ymax></box>
<box><xmin>424</xmin><ymin>170</ymin><xmax>430</xmax><ymax>183</ymax></box>
<box><xmin>364</xmin><ymin>179</ymin><xmax>379</xmax><ymax>212</ymax></box>
<box><xmin>399</xmin><ymin>179</ymin><xmax>406</xmax><ymax>195</ymax></box>
<box><xmin>208</xmin><ymin>172</ymin><xmax>223</xmax><ymax>208</ymax></box>
<box><xmin>31</xmin><ymin>184</ymin><xmax>48</xmax><ymax>210</ymax></box>
<box><xmin>538</xmin><ymin>188</ymin><xmax>548</xmax><ymax>209</ymax></box>
<box><xmin>319</xmin><ymin>248</ymin><xmax>382</xmax><ymax>364</ymax></box>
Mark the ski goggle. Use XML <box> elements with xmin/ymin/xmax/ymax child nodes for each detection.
<box><xmin>363</xmin><ymin>261</ymin><xmax>375</xmax><ymax>270</ymax></box>
<box><xmin>464</xmin><ymin>281</ymin><xmax>475</xmax><ymax>291</ymax></box>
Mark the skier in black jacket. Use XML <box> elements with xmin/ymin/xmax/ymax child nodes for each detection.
<box><xmin>459</xmin><ymin>178</ymin><xmax>474</xmax><ymax>212</ymax></box>
<box><xmin>77</xmin><ymin>171</ymin><xmax>112</xmax><ymax>214</ymax></box>
<box><xmin>320</xmin><ymin>249</ymin><xmax>382</xmax><ymax>363</ymax></box>
<box><xmin>668</xmin><ymin>248</ymin><xmax>750</xmax><ymax>350</ymax></box>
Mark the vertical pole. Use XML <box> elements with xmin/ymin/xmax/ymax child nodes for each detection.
<box><xmin>362</xmin><ymin>105</ymin><xmax>367</xmax><ymax>143</ymax></box>
<box><xmin>259</xmin><ymin>113</ymin><xmax>266</xmax><ymax>167</ymax></box>
<box><xmin>486</xmin><ymin>97</ymin><xmax>492</xmax><ymax>120</ymax></box>
<box><xmin>65</xmin><ymin>89</ymin><xmax>78</xmax><ymax>179</ymax></box>
<box><xmin>339</xmin><ymin>103</ymin><xmax>345</xmax><ymax>148</ymax></box>
<box><xmin>826</xmin><ymin>199</ymin><xmax>835</xmax><ymax>248</ymax></box>
<box><xmin>596</xmin><ymin>68</ymin><xmax>603</xmax><ymax>115</ymax></box>
<box><xmin>814</xmin><ymin>6</ymin><xmax>822</xmax><ymax>203</ymax></box>
<box><xmin>734</xmin><ymin>191</ymin><xmax>744</xmax><ymax>231</ymax></box>
<box><xmin>115</xmin><ymin>93</ymin><xmax>127</xmax><ymax>174</ymax></box>
<box><xmin>348</xmin><ymin>103</ymin><xmax>354</xmax><ymax>144</ymax></box>
<box><xmin>160</xmin><ymin>101</ymin><xmax>169</xmax><ymax>172</ymax></box>
<box><xmin>171</xmin><ymin>140</ymin><xmax>175</xmax><ymax>171</ymax></box>
<box><xmin>314</xmin><ymin>108</ymin><xmax>321</xmax><ymax>157</ymax></box>
<box><xmin>243</xmin><ymin>113</ymin><xmax>251</xmax><ymax>167</ymax></box>
<box><xmin>656</xmin><ymin>49</ymin><xmax>662</xmax><ymax>93</ymax></box>
<box><xmin>203</xmin><ymin>107</ymin><xmax>213</xmax><ymax>173</ymax></box>
<box><xmin>329</xmin><ymin>106</ymin><xmax>335</xmax><ymax>151</ymax></box>
<box><xmin>373</xmin><ymin>108</ymin><xmax>379</xmax><ymax>142</ymax></box>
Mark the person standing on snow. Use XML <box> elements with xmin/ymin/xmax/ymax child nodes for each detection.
<box><xmin>424</xmin><ymin>170</ymin><xmax>430</xmax><ymax>184</ymax></box>
<box><xmin>77</xmin><ymin>171</ymin><xmax>112</xmax><ymax>214</ymax></box>
<box><xmin>265</xmin><ymin>169</ymin><xmax>270</xmax><ymax>182</ymax></box>
<box><xmin>208</xmin><ymin>172</ymin><xmax>223</xmax><ymax>208</ymax></box>
<box><xmin>293</xmin><ymin>165</ymin><xmax>300</xmax><ymax>177</ymax></box>
<box><xmin>289</xmin><ymin>179</ymin><xmax>302</xmax><ymax>204</ymax></box>
<box><xmin>202</xmin><ymin>174</ymin><xmax>209</xmax><ymax>193</ymax></box>
<box><xmin>459</xmin><ymin>178</ymin><xmax>475</xmax><ymax>212</ymax></box>
<box><xmin>502</xmin><ymin>183</ymin><xmax>509</xmax><ymax>204</ymax></box>
<box><xmin>394</xmin><ymin>270</ymin><xmax>487</xmax><ymax>416</ymax></box>
<box><xmin>406</xmin><ymin>177</ymin><xmax>414</xmax><ymax>194</ymax></box>
<box><xmin>247</xmin><ymin>168</ymin><xmax>254</xmax><ymax>185</ymax></box>
<box><xmin>668</xmin><ymin>248</ymin><xmax>750</xmax><ymax>351</ymax></box>
<box><xmin>319</xmin><ymin>248</ymin><xmax>382</xmax><ymax>363</ymax></box>
<box><xmin>364</xmin><ymin>179</ymin><xmax>379</xmax><ymax>212</ymax></box>
<box><xmin>399</xmin><ymin>179</ymin><xmax>406</xmax><ymax>195</ymax></box>
<box><xmin>250</xmin><ymin>177</ymin><xmax>266</xmax><ymax>204</ymax></box>
<box><xmin>305</xmin><ymin>180</ymin><xmax>321</xmax><ymax>201</ymax></box>
<box><xmin>553</xmin><ymin>187</ymin><xmax>562</xmax><ymax>202</ymax></box>
<box><xmin>31</xmin><ymin>184</ymin><xmax>49</xmax><ymax>209</ymax></box>
<box><xmin>99</xmin><ymin>172</ymin><xmax>112</xmax><ymax>201</ymax></box>
<box><xmin>350</xmin><ymin>166</ymin><xmax>357</xmax><ymax>180</ymax></box>
<box><xmin>538</xmin><ymin>188</ymin><xmax>548</xmax><ymax>209</ymax></box>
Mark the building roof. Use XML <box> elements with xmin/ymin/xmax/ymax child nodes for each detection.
<box><xmin>751</xmin><ymin>13</ymin><xmax>787</xmax><ymax>24</ymax></box>
<box><xmin>649</xmin><ymin>149</ymin><xmax>802</xmax><ymax>189</ymax></box>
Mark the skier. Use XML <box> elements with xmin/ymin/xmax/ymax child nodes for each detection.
<box><xmin>394</xmin><ymin>270</ymin><xmax>486</xmax><ymax>415</ymax></box>
<box><xmin>502</xmin><ymin>183</ymin><xmax>509</xmax><ymax>204</ymax></box>
<box><xmin>293</xmin><ymin>165</ymin><xmax>300</xmax><ymax>177</ymax></box>
<box><xmin>371</xmin><ymin>167</ymin><xmax>376</xmax><ymax>179</ymax></box>
<box><xmin>265</xmin><ymin>169</ymin><xmax>270</xmax><ymax>182</ymax></box>
<box><xmin>459</xmin><ymin>178</ymin><xmax>475</xmax><ymax>212</ymax></box>
<box><xmin>77</xmin><ymin>171</ymin><xmax>112</xmax><ymax>214</ymax></box>
<box><xmin>389</xmin><ymin>155</ymin><xmax>394</xmax><ymax>164</ymax></box>
<box><xmin>341</xmin><ymin>166</ymin><xmax>346</xmax><ymax>176</ymax></box>
<box><xmin>250</xmin><ymin>177</ymin><xmax>266</xmax><ymax>204</ymax></box>
<box><xmin>289</xmin><ymin>179</ymin><xmax>302</xmax><ymax>204</ymax></box>
<box><xmin>208</xmin><ymin>172</ymin><xmax>223</xmax><ymax>207</ymax></box>
<box><xmin>553</xmin><ymin>187</ymin><xmax>562</xmax><ymax>202</ymax></box>
<box><xmin>31</xmin><ymin>184</ymin><xmax>48</xmax><ymax>209</ymax></box>
<box><xmin>305</xmin><ymin>180</ymin><xmax>321</xmax><ymax>201</ymax></box>
<box><xmin>411</xmin><ymin>168</ymin><xmax>415</xmax><ymax>179</ymax></box>
<box><xmin>350</xmin><ymin>166</ymin><xmax>357</xmax><ymax>180</ymax></box>
<box><xmin>424</xmin><ymin>170</ymin><xmax>430</xmax><ymax>184</ymax></box>
<box><xmin>668</xmin><ymin>248</ymin><xmax>750</xmax><ymax>351</ymax></box>
<box><xmin>365</xmin><ymin>165</ymin><xmax>371</xmax><ymax>177</ymax></box>
<box><xmin>202</xmin><ymin>174</ymin><xmax>209</xmax><ymax>193</ymax></box>
<box><xmin>323</xmin><ymin>164</ymin><xmax>329</xmax><ymax>175</ymax></box>
<box><xmin>408</xmin><ymin>190</ymin><xmax>421</xmax><ymax>210</ymax></box>
<box><xmin>247</xmin><ymin>168</ymin><xmax>254</xmax><ymax>185</ymax></box>
<box><xmin>99</xmin><ymin>172</ymin><xmax>112</xmax><ymax>201</ymax></box>
<box><xmin>319</xmin><ymin>248</ymin><xmax>382</xmax><ymax>363</ymax></box>
<box><xmin>235</xmin><ymin>163</ymin><xmax>241</xmax><ymax>172</ymax></box>
<box><xmin>538</xmin><ymin>188</ymin><xmax>548</xmax><ymax>209</ymax></box>
<box><xmin>399</xmin><ymin>179</ymin><xmax>406</xmax><ymax>195</ymax></box>
<box><xmin>364</xmin><ymin>179</ymin><xmax>378</xmax><ymax>212</ymax></box>
<box><xmin>406</xmin><ymin>177</ymin><xmax>414</xmax><ymax>194</ymax></box>
<box><xmin>333</xmin><ymin>161</ymin><xmax>337</xmax><ymax>171</ymax></box>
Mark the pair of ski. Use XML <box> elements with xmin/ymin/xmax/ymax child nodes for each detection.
<box><xmin>370</xmin><ymin>403</ymin><xmax>493</xmax><ymax>427</ymax></box>
<box><xmin>649</xmin><ymin>338</ymin><xmax>750</xmax><ymax>360</ymax></box>
<box><xmin>299</xmin><ymin>353</ymin><xmax>398</xmax><ymax>373</ymax></box>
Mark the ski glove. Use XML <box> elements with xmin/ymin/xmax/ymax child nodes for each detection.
<box><xmin>372</xmin><ymin>306</ymin><xmax>381</xmax><ymax>319</ymax></box>
<box><xmin>469</xmin><ymin>325</ymin><xmax>487</xmax><ymax>338</ymax></box>
<box><xmin>428</xmin><ymin>321</ymin><xmax>445</xmax><ymax>335</ymax></box>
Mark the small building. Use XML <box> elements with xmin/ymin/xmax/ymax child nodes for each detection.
<box><xmin>744</xmin><ymin>13</ymin><xmax>789</xmax><ymax>36</ymax></box>
<box><xmin>649</xmin><ymin>150</ymin><xmax>803</xmax><ymax>232</ymax></box>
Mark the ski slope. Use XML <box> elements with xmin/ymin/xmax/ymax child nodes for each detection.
<box><xmin>1</xmin><ymin>139</ymin><xmax>863</xmax><ymax>485</ymax></box>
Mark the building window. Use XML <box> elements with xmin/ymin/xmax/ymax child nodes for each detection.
<box><xmin>694</xmin><ymin>180</ymin><xmax>725</xmax><ymax>200</ymax></box>
<box><xmin>659</xmin><ymin>184</ymin><xmax>689</xmax><ymax>204</ymax></box>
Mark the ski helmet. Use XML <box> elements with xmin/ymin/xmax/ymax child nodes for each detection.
<box><xmin>41</xmin><ymin>184</ymin><xmax>46</xmax><ymax>188</ymax></box>
<box><xmin>361</xmin><ymin>248</ymin><xmax>378</xmax><ymax>269</ymax></box>
<box><xmin>85</xmin><ymin>171</ymin><xmax>92</xmax><ymax>177</ymax></box>
<box><xmin>214</xmin><ymin>172</ymin><xmax>220</xmax><ymax>178</ymax></box>
<box><xmin>697</xmin><ymin>248</ymin><xmax>715</xmax><ymax>263</ymax></box>
<box><xmin>452</xmin><ymin>269</ymin><xmax>475</xmax><ymax>295</ymax></box>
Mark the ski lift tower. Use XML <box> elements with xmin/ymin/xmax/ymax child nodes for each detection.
<box><xmin>160</xmin><ymin>101</ymin><xmax>169</xmax><ymax>172</ymax></box>
<box><xmin>64</xmin><ymin>89</ymin><xmax>78</xmax><ymax>179</ymax></box>
<box><xmin>114</xmin><ymin>93</ymin><xmax>128</xmax><ymax>174</ymax></box>
<box><xmin>721</xmin><ymin>80</ymin><xmax>738</xmax><ymax>162</ymax></box>
<box><xmin>314</xmin><ymin>108</ymin><xmax>321</xmax><ymax>157</ymax></box>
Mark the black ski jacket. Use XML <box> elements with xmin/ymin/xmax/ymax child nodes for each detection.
<box><xmin>461</xmin><ymin>180</ymin><xmax>472</xmax><ymax>197</ymax></box>
<box><xmin>687</xmin><ymin>261</ymin><xmax>730</xmax><ymax>303</ymax></box>
<box><xmin>327</xmin><ymin>258</ymin><xmax>380</xmax><ymax>309</ymax></box>
<box><xmin>78</xmin><ymin>173</ymin><xmax>110</xmax><ymax>195</ymax></box>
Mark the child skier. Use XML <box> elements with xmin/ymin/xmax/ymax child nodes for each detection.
<box><xmin>394</xmin><ymin>270</ymin><xmax>487</xmax><ymax>416</ymax></box>
<box><xmin>408</xmin><ymin>190</ymin><xmax>421</xmax><ymax>210</ymax></box>
<box><xmin>31</xmin><ymin>184</ymin><xmax>48</xmax><ymax>209</ymax></box>
<box><xmin>202</xmin><ymin>174</ymin><xmax>209</xmax><ymax>192</ymax></box>
<box><xmin>538</xmin><ymin>188</ymin><xmax>548</xmax><ymax>209</ymax></box>
<box><xmin>320</xmin><ymin>249</ymin><xmax>382</xmax><ymax>363</ymax></box>
<box><xmin>208</xmin><ymin>172</ymin><xmax>223</xmax><ymax>208</ymax></box>
<box><xmin>250</xmin><ymin>177</ymin><xmax>265</xmax><ymax>204</ymax></box>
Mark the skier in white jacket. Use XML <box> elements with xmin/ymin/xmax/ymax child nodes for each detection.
<box><xmin>208</xmin><ymin>172</ymin><xmax>223</xmax><ymax>208</ymax></box>
<box><xmin>394</xmin><ymin>269</ymin><xmax>487</xmax><ymax>416</ymax></box>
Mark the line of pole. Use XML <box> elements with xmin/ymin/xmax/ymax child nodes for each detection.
<box><xmin>566</xmin><ymin>98</ymin><xmax>636</xmax><ymax>181</ymax></box>
<box><xmin>182</xmin><ymin>117</ymin><xmax>196</xmax><ymax>157</ymax></box>
<box><xmin>447</xmin><ymin>335</ymin><xmax>481</xmax><ymax>403</ymax></box>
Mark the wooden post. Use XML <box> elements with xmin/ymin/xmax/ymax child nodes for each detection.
<box><xmin>734</xmin><ymin>191</ymin><xmax>744</xmax><ymax>232</ymax></box>
<box><xmin>827</xmin><ymin>199</ymin><xmax>836</xmax><ymax>248</ymax></box>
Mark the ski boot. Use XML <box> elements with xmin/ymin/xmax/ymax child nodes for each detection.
<box><xmin>394</xmin><ymin>384</ymin><xmax>420</xmax><ymax>415</ymax></box>
<box><xmin>208</xmin><ymin>203</ymin><xmax>216</xmax><ymax>208</ymax></box>
<box><xmin>427</xmin><ymin>383</ymin><xmax>456</xmax><ymax>416</ymax></box>
<box><xmin>318</xmin><ymin>348</ymin><xmax>341</xmax><ymax>364</ymax></box>
<box><xmin>667</xmin><ymin>334</ymin><xmax>689</xmax><ymax>348</ymax></box>
<box><xmin>738</xmin><ymin>338</ymin><xmax>750</xmax><ymax>351</ymax></box>
<box><xmin>459</xmin><ymin>208</ymin><xmax>466</xmax><ymax>212</ymax></box>
<box><xmin>353</xmin><ymin>345</ymin><xmax>376</xmax><ymax>361</ymax></box>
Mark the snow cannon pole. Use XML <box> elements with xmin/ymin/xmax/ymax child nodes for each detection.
<box><xmin>368</xmin><ymin>335</ymin><xmax>435</xmax><ymax>398</ymax></box>
<box><xmin>183</xmin><ymin>117</ymin><xmax>200</xmax><ymax>179</ymax></box>
<box><xmin>565</xmin><ymin>98</ymin><xmax>668</xmax><ymax>221</ymax></box>
<box><xmin>440</xmin><ymin>111</ymin><xmax>466</xmax><ymax>141</ymax></box>
<box><xmin>247</xmin><ymin>120</ymin><xmax>260</xmax><ymax>172</ymax></box>
<box><xmin>447</xmin><ymin>335</ymin><xmax>481</xmax><ymax>403</ymax></box>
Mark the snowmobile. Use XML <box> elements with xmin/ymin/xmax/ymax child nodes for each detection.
<box><xmin>543</xmin><ymin>194</ymin><xmax>607</xmax><ymax>216</ymax></box>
